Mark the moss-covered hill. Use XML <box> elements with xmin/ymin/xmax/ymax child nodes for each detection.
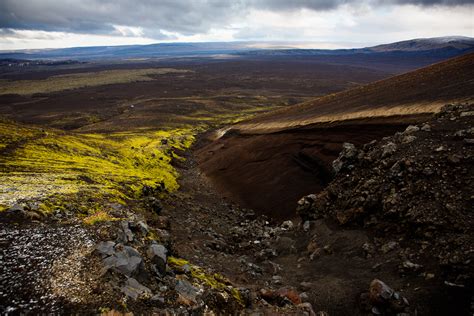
<box><xmin>0</xmin><ymin>118</ymin><xmax>195</xmax><ymax>221</ymax></box>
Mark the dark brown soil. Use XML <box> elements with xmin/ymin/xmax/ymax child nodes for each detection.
<box><xmin>0</xmin><ymin>58</ymin><xmax>390</xmax><ymax>131</ymax></box>
<box><xmin>196</xmin><ymin>53</ymin><xmax>474</xmax><ymax>220</ymax></box>
<box><xmin>233</xmin><ymin>52</ymin><xmax>474</xmax><ymax>133</ymax></box>
<box><xmin>197</xmin><ymin>118</ymin><xmax>421</xmax><ymax>220</ymax></box>
<box><xmin>164</xmin><ymin>107</ymin><xmax>473</xmax><ymax>315</ymax></box>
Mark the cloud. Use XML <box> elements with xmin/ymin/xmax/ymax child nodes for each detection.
<box><xmin>0</xmin><ymin>0</ymin><xmax>246</xmax><ymax>36</ymax></box>
<box><xmin>1</xmin><ymin>0</ymin><xmax>472</xmax><ymax>37</ymax></box>
<box><xmin>0</xmin><ymin>0</ymin><xmax>472</xmax><ymax>49</ymax></box>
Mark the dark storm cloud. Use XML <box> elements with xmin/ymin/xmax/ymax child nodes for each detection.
<box><xmin>0</xmin><ymin>0</ymin><xmax>472</xmax><ymax>39</ymax></box>
<box><xmin>0</xmin><ymin>0</ymin><xmax>245</xmax><ymax>35</ymax></box>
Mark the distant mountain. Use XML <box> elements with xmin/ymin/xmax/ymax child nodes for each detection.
<box><xmin>369</xmin><ymin>36</ymin><xmax>474</xmax><ymax>52</ymax></box>
<box><xmin>0</xmin><ymin>36</ymin><xmax>472</xmax><ymax>61</ymax></box>
<box><xmin>238</xmin><ymin>36</ymin><xmax>474</xmax><ymax>58</ymax></box>
<box><xmin>0</xmin><ymin>42</ymin><xmax>255</xmax><ymax>60</ymax></box>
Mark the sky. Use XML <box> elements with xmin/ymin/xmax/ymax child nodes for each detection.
<box><xmin>0</xmin><ymin>0</ymin><xmax>473</xmax><ymax>50</ymax></box>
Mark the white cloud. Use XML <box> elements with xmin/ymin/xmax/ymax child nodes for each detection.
<box><xmin>0</xmin><ymin>29</ymin><xmax>156</xmax><ymax>50</ymax></box>
<box><xmin>0</xmin><ymin>1</ymin><xmax>472</xmax><ymax>49</ymax></box>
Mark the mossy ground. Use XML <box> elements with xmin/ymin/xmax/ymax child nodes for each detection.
<box><xmin>0</xmin><ymin>103</ymin><xmax>270</xmax><ymax>220</ymax></box>
<box><xmin>0</xmin><ymin>68</ymin><xmax>189</xmax><ymax>95</ymax></box>
<box><xmin>168</xmin><ymin>257</ymin><xmax>244</xmax><ymax>305</ymax></box>
<box><xmin>0</xmin><ymin>67</ymin><xmax>281</xmax><ymax>221</ymax></box>
<box><xmin>0</xmin><ymin>119</ymin><xmax>195</xmax><ymax>216</ymax></box>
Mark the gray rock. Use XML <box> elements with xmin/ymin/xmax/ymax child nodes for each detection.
<box><xmin>404</xmin><ymin>125</ymin><xmax>420</xmax><ymax>134</ymax></box>
<box><xmin>175</xmin><ymin>279</ymin><xmax>199</xmax><ymax>304</ymax></box>
<box><xmin>340</xmin><ymin>142</ymin><xmax>358</xmax><ymax>158</ymax></box>
<box><xmin>95</xmin><ymin>241</ymin><xmax>116</xmax><ymax>257</ymax></box>
<box><xmin>299</xmin><ymin>292</ymin><xmax>310</xmax><ymax>302</ymax></box>
<box><xmin>421</xmin><ymin>123</ymin><xmax>431</xmax><ymax>131</ymax></box>
<box><xmin>147</xmin><ymin>244</ymin><xmax>168</xmax><ymax>275</ymax></box>
<box><xmin>119</xmin><ymin>221</ymin><xmax>134</xmax><ymax>243</ymax></box>
<box><xmin>402</xmin><ymin>135</ymin><xmax>416</xmax><ymax>144</ymax></box>
<box><xmin>297</xmin><ymin>195</ymin><xmax>321</xmax><ymax>221</ymax></box>
<box><xmin>121</xmin><ymin>278</ymin><xmax>152</xmax><ymax>300</ymax></box>
<box><xmin>402</xmin><ymin>260</ymin><xmax>423</xmax><ymax>272</ymax></box>
<box><xmin>297</xmin><ymin>302</ymin><xmax>317</xmax><ymax>316</ymax></box>
<box><xmin>102</xmin><ymin>245</ymin><xmax>143</xmax><ymax>277</ymax></box>
<box><xmin>332</xmin><ymin>143</ymin><xmax>358</xmax><ymax>173</ymax></box>
<box><xmin>381</xmin><ymin>241</ymin><xmax>398</xmax><ymax>253</ymax></box>
<box><xmin>303</xmin><ymin>221</ymin><xmax>311</xmax><ymax>232</ymax></box>
<box><xmin>332</xmin><ymin>159</ymin><xmax>344</xmax><ymax>174</ymax></box>
<box><xmin>381</xmin><ymin>142</ymin><xmax>397</xmax><ymax>158</ymax></box>
<box><xmin>272</xmin><ymin>275</ymin><xmax>283</xmax><ymax>285</ymax></box>
<box><xmin>460</xmin><ymin>111</ymin><xmax>474</xmax><ymax>117</ymax></box>
<box><xmin>137</xmin><ymin>221</ymin><xmax>149</xmax><ymax>235</ymax></box>
<box><xmin>281</xmin><ymin>220</ymin><xmax>294</xmax><ymax>230</ymax></box>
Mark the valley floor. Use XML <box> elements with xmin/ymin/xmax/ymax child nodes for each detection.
<box><xmin>1</xmin><ymin>108</ymin><xmax>472</xmax><ymax>315</ymax></box>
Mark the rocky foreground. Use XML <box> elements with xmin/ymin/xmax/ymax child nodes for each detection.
<box><xmin>0</xmin><ymin>103</ymin><xmax>472</xmax><ymax>315</ymax></box>
<box><xmin>298</xmin><ymin>103</ymin><xmax>473</xmax><ymax>314</ymax></box>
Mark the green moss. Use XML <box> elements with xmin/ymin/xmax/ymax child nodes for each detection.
<box><xmin>98</xmin><ymin>307</ymin><xmax>110</xmax><ymax>314</ymax></box>
<box><xmin>83</xmin><ymin>211</ymin><xmax>120</xmax><ymax>225</ymax></box>
<box><xmin>38</xmin><ymin>201</ymin><xmax>54</xmax><ymax>214</ymax></box>
<box><xmin>190</xmin><ymin>267</ymin><xmax>233</xmax><ymax>290</ymax></box>
<box><xmin>0</xmin><ymin>122</ymin><xmax>196</xmax><ymax>210</ymax></box>
<box><xmin>146</xmin><ymin>230</ymin><xmax>160</xmax><ymax>242</ymax></box>
<box><xmin>168</xmin><ymin>256</ymin><xmax>244</xmax><ymax>306</ymax></box>
<box><xmin>231</xmin><ymin>287</ymin><xmax>245</xmax><ymax>306</ymax></box>
<box><xmin>168</xmin><ymin>256</ymin><xmax>190</xmax><ymax>267</ymax></box>
<box><xmin>0</xmin><ymin>68</ymin><xmax>190</xmax><ymax>96</ymax></box>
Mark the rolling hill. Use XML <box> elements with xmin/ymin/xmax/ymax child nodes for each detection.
<box><xmin>197</xmin><ymin>52</ymin><xmax>474</xmax><ymax>218</ymax></box>
<box><xmin>1</xmin><ymin>36</ymin><xmax>472</xmax><ymax>61</ymax></box>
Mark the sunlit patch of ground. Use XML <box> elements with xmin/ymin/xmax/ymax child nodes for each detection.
<box><xmin>236</xmin><ymin>102</ymin><xmax>449</xmax><ymax>132</ymax></box>
<box><xmin>0</xmin><ymin>119</ymin><xmax>195</xmax><ymax>212</ymax></box>
<box><xmin>0</xmin><ymin>68</ymin><xmax>189</xmax><ymax>95</ymax></box>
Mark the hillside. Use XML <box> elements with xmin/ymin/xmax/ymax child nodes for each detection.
<box><xmin>197</xmin><ymin>53</ymin><xmax>474</xmax><ymax>218</ymax></box>
<box><xmin>233</xmin><ymin>52</ymin><xmax>474</xmax><ymax>133</ymax></box>
<box><xmin>1</xmin><ymin>36</ymin><xmax>472</xmax><ymax>61</ymax></box>
<box><xmin>369</xmin><ymin>36</ymin><xmax>474</xmax><ymax>52</ymax></box>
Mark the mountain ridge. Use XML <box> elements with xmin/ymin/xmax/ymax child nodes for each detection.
<box><xmin>1</xmin><ymin>36</ymin><xmax>472</xmax><ymax>60</ymax></box>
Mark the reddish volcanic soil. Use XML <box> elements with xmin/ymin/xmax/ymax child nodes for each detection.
<box><xmin>197</xmin><ymin>53</ymin><xmax>474</xmax><ymax>220</ymax></box>
<box><xmin>197</xmin><ymin>117</ymin><xmax>425</xmax><ymax>220</ymax></box>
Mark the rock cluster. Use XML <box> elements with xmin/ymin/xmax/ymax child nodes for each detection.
<box><xmin>298</xmin><ymin>103</ymin><xmax>473</xmax><ymax>311</ymax></box>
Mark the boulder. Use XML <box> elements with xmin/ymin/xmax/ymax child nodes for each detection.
<box><xmin>175</xmin><ymin>279</ymin><xmax>199</xmax><ymax>306</ymax></box>
<box><xmin>296</xmin><ymin>193</ymin><xmax>329</xmax><ymax>222</ymax></box>
<box><xmin>147</xmin><ymin>243</ymin><xmax>168</xmax><ymax>275</ymax></box>
<box><xmin>332</xmin><ymin>142</ymin><xmax>358</xmax><ymax>173</ymax></box>
<box><xmin>381</xmin><ymin>142</ymin><xmax>397</xmax><ymax>158</ymax></box>
<box><xmin>121</xmin><ymin>278</ymin><xmax>152</xmax><ymax>300</ymax></box>
<box><xmin>368</xmin><ymin>279</ymin><xmax>409</xmax><ymax>312</ymax></box>
<box><xmin>101</xmin><ymin>244</ymin><xmax>144</xmax><ymax>277</ymax></box>
<box><xmin>118</xmin><ymin>221</ymin><xmax>134</xmax><ymax>243</ymax></box>
<box><xmin>95</xmin><ymin>241</ymin><xmax>116</xmax><ymax>256</ymax></box>
<box><xmin>369</xmin><ymin>279</ymin><xmax>394</xmax><ymax>304</ymax></box>
<box><xmin>281</xmin><ymin>220</ymin><xmax>294</xmax><ymax>230</ymax></box>
<box><xmin>404</xmin><ymin>125</ymin><xmax>420</xmax><ymax>134</ymax></box>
